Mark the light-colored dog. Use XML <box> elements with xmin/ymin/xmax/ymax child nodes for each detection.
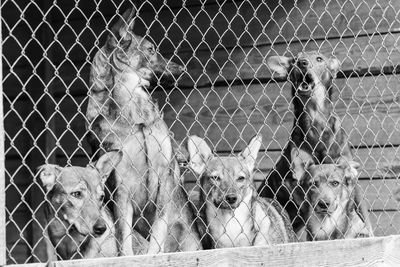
<box><xmin>296</xmin><ymin>156</ymin><xmax>373</xmax><ymax>240</ymax></box>
<box><xmin>258</xmin><ymin>51</ymin><xmax>371</xmax><ymax>236</ymax></box>
<box><xmin>38</xmin><ymin>151</ymin><xmax>148</xmax><ymax>260</ymax></box>
<box><xmin>188</xmin><ymin>135</ymin><xmax>296</xmax><ymax>249</ymax></box>
<box><xmin>86</xmin><ymin>7</ymin><xmax>201</xmax><ymax>254</ymax></box>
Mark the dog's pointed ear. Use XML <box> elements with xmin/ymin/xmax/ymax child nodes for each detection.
<box><xmin>187</xmin><ymin>135</ymin><xmax>212</xmax><ymax>175</ymax></box>
<box><xmin>328</xmin><ymin>57</ymin><xmax>341</xmax><ymax>77</ymax></box>
<box><xmin>37</xmin><ymin>164</ymin><xmax>62</xmax><ymax>192</ymax></box>
<box><xmin>291</xmin><ymin>148</ymin><xmax>314</xmax><ymax>181</ymax></box>
<box><xmin>108</xmin><ymin>8</ymin><xmax>137</xmax><ymax>48</ymax></box>
<box><xmin>95</xmin><ymin>150</ymin><xmax>123</xmax><ymax>184</ymax></box>
<box><xmin>239</xmin><ymin>134</ymin><xmax>262</xmax><ymax>173</ymax></box>
<box><xmin>267</xmin><ymin>56</ymin><xmax>293</xmax><ymax>77</ymax></box>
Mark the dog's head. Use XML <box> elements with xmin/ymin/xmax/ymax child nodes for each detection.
<box><xmin>94</xmin><ymin>7</ymin><xmax>183</xmax><ymax>89</ymax></box>
<box><xmin>267</xmin><ymin>51</ymin><xmax>340</xmax><ymax>99</ymax></box>
<box><xmin>187</xmin><ymin>135</ymin><xmax>262</xmax><ymax>210</ymax></box>
<box><xmin>38</xmin><ymin>151</ymin><xmax>123</xmax><ymax>237</ymax></box>
<box><xmin>301</xmin><ymin>159</ymin><xmax>360</xmax><ymax>216</ymax></box>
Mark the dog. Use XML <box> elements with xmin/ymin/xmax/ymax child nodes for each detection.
<box><xmin>38</xmin><ymin>151</ymin><xmax>148</xmax><ymax>260</ymax></box>
<box><xmin>86</xmin><ymin>7</ymin><xmax>201</xmax><ymax>254</ymax></box>
<box><xmin>257</xmin><ymin>51</ymin><xmax>372</xmax><ymax>236</ymax></box>
<box><xmin>187</xmin><ymin>134</ymin><xmax>296</xmax><ymax>249</ymax></box>
<box><xmin>297</xmin><ymin>155</ymin><xmax>373</xmax><ymax>240</ymax></box>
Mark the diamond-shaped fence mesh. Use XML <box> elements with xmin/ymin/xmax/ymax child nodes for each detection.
<box><xmin>2</xmin><ymin>0</ymin><xmax>400</xmax><ymax>264</ymax></box>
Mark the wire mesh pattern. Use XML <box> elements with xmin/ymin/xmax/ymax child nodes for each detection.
<box><xmin>2</xmin><ymin>0</ymin><xmax>400</xmax><ymax>264</ymax></box>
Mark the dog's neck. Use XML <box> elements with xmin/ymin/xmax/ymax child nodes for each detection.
<box><xmin>293</xmin><ymin>81</ymin><xmax>333</xmax><ymax>123</ymax></box>
<box><xmin>291</xmin><ymin>81</ymin><xmax>336</xmax><ymax>153</ymax></box>
<box><xmin>87</xmin><ymin>49</ymin><xmax>162</xmax><ymax>127</ymax></box>
<box><xmin>111</xmin><ymin>72</ymin><xmax>162</xmax><ymax>125</ymax></box>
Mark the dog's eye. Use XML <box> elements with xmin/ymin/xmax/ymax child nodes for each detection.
<box><xmin>316</xmin><ymin>56</ymin><xmax>323</xmax><ymax>62</ymax></box>
<box><xmin>71</xmin><ymin>191</ymin><xmax>83</xmax><ymax>199</ymax></box>
<box><xmin>329</xmin><ymin>181</ymin><xmax>340</xmax><ymax>187</ymax></box>
<box><xmin>99</xmin><ymin>194</ymin><xmax>105</xmax><ymax>202</ymax></box>
<box><xmin>147</xmin><ymin>46</ymin><xmax>155</xmax><ymax>55</ymax></box>
<box><xmin>210</xmin><ymin>176</ymin><xmax>221</xmax><ymax>181</ymax></box>
<box><xmin>237</xmin><ymin>176</ymin><xmax>245</xmax><ymax>182</ymax></box>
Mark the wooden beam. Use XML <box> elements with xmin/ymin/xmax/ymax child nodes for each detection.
<box><xmin>5</xmin><ymin>5</ymin><xmax>400</xmax><ymax>96</ymax></box>
<box><xmin>41</xmin><ymin>73</ymin><xmax>400</xmax><ymax>157</ymax></box>
<box><xmin>6</xmin><ymin>235</ymin><xmax>400</xmax><ymax>267</ymax></box>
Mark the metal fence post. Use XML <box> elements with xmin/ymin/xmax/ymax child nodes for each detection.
<box><xmin>0</xmin><ymin>14</ymin><xmax>7</xmax><ymax>266</ymax></box>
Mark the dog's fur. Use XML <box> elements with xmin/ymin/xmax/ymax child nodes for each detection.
<box><xmin>38</xmin><ymin>151</ymin><xmax>148</xmax><ymax>260</ymax></box>
<box><xmin>257</xmin><ymin>51</ymin><xmax>371</xmax><ymax>235</ymax></box>
<box><xmin>297</xmin><ymin>156</ymin><xmax>373</xmax><ymax>240</ymax></box>
<box><xmin>188</xmin><ymin>135</ymin><xmax>296</xmax><ymax>249</ymax></box>
<box><xmin>86</xmin><ymin>8</ymin><xmax>201</xmax><ymax>254</ymax></box>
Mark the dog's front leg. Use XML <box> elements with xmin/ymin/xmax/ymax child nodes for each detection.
<box><xmin>146</xmin><ymin>162</ymin><xmax>174</xmax><ymax>254</ymax></box>
<box><xmin>147</xmin><ymin>206</ymin><xmax>169</xmax><ymax>254</ymax></box>
<box><xmin>354</xmin><ymin>185</ymin><xmax>374</xmax><ymax>236</ymax></box>
<box><xmin>114</xmin><ymin>184</ymin><xmax>134</xmax><ymax>256</ymax></box>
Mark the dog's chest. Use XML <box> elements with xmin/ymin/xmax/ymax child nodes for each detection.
<box><xmin>206</xmin><ymin>202</ymin><xmax>255</xmax><ymax>248</ymax></box>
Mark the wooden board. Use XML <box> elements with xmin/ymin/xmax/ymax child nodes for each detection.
<box><xmin>183</xmin><ymin>174</ymin><xmax>400</xmax><ymax>212</ymax></box>
<box><xmin>32</xmin><ymin>74</ymin><xmax>400</xmax><ymax>158</ymax></box>
<box><xmin>15</xmin><ymin>0</ymin><xmax>400</xmax><ymax>65</ymax></box>
<box><xmin>5</xmin><ymin>24</ymin><xmax>400</xmax><ymax>98</ymax></box>
<box><xmin>6</xmin><ymin>241</ymin><xmax>30</xmax><ymax>265</ymax></box>
<box><xmin>52</xmin><ymin>135</ymin><xmax>400</xmax><ymax>182</ymax></box>
<box><xmin>8</xmin><ymin>235</ymin><xmax>400</xmax><ymax>267</ymax></box>
<box><xmin>370</xmin><ymin>210</ymin><xmax>400</xmax><ymax>237</ymax></box>
<box><xmin>6</xmin><ymin>209</ymin><xmax>31</xmax><ymax>264</ymax></box>
<box><xmin>46</xmin><ymin>32</ymin><xmax>400</xmax><ymax>89</ymax></box>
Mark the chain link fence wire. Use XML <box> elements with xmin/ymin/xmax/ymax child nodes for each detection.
<box><xmin>2</xmin><ymin>0</ymin><xmax>400</xmax><ymax>264</ymax></box>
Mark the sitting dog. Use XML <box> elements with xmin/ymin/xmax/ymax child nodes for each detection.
<box><xmin>86</xmin><ymin>7</ymin><xmax>201</xmax><ymax>254</ymax></box>
<box><xmin>257</xmin><ymin>51</ymin><xmax>371</xmax><ymax>236</ymax></box>
<box><xmin>38</xmin><ymin>151</ymin><xmax>148</xmax><ymax>260</ymax></box>
<box><xmin>297</xmin><ymin>156</ymin><xmax>373</xmax><ymax>240</ymax></box>
<box><xmin>187</xmin><ymin>135</ymin><xmax>296</xmax><ymax>249</ymax></box>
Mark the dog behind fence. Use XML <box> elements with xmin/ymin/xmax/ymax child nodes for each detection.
<box><xmin>34</xmin><ymin>8</ymin><xmax>375</xmax><ymax>259</ymax></box>
<box><xmin>4</xmin><ymin>0</ymin><xmax>397</xmax><ymax>263</ymax></box>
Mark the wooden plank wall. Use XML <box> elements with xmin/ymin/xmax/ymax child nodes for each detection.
<box><xmin>3</xmin><ymin>0</ymin><xmax>400</xmax><ymax>264</ymax></box>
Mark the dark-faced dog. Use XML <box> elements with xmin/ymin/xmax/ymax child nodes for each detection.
<box><xmin>38</xmin><ymin>151</ymin><xmax>148</xmax><ymax>259</ymax></box>
<box><xmin>257</xmin><ymin>51</ymin><xmax>372</xmax><ymax>237</ymax></box>
<box><xmin>86</xmin><ymin>8</ymin><xmax>201</xmax><ymax>254</ymax></box>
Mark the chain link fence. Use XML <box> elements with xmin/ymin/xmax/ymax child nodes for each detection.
<box><xmin>2</xmin><ymin>0</ymin><xmax>400</xmax><ymax>264</ymax></box>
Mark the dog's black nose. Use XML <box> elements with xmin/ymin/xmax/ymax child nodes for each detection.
<box><xmin>298</xmin><ymin>59</ymin><xmax>308</xmax><ymax>68</ymax></box>
<box><xmin>93</xmin><ymin>219</ymin><xmax>107</xmax><ymax>236</ymax></box>
<box><xmin>317</xmin><ymin>201</ymin><xmax>329</xmax><ymax>210</ymax></box>
<box><xmin>225</xmin><ymin>194</ymin><xmax>237</xmax><ymax>205</ymax></box>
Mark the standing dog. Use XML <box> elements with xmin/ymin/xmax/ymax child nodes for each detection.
<box><xmin>257</xmin><ymin>51</ymin><xmax>371</xmax><ymax>235</ymax></box>
<box><xmin>297</xmin><ymin>156</ymin><xmax>373</xmax><ymax>240</ymax></box>
<box><xmin>86</xmin><ymin>8</ymin><xmax>201</xmax><ymax>254</ymax></box>
<box><xmin>38</xmin><ymin>151</ymin><xmax>148</xmax><ymax>260</ymax></box>
<box><xmin>188</xmin><ymin>135</ymin><xmax>296</xmax><ymax>248</ymax></box>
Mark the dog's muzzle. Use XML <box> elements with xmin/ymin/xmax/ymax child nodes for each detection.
<box><xmin>291</xmin><ymin>62</ymin><xmax>315</xmax><ymax>93</ymax></box>
<box><xmin>299</xmin><ymin>72</ymin><xmax>314</xmax><ymax>92</ymax></box>
<box><xmin>315</xmin><ymin>200</ymin><xmax>330</xmax><ymax>214</ymax></box>
<box><xmin>92</xmin><ymin>218</ymin><xmax>107</xmax><ymax>237</ymax></box>
<box><xmin>166</xmin><ymin>61</ymin><xmax>184</xmax><ymax>76</ymax></box>
<box><xmin>214</xmin><ymin>193</ymin><xmax>239</xmax><ymax>209</ymax></box>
